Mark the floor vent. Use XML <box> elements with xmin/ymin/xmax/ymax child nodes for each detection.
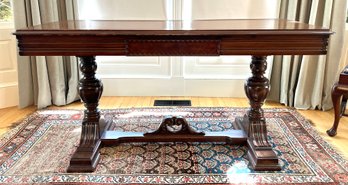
<box><xmin>154</xmin><ymin>100</ymin><xmax>192</xmax><ymax>106</ymax></box>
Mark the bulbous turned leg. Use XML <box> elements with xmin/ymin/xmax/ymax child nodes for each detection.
<box><xmin>327</xmin><ymin>84</ymin><xmax>343</xmax><ymax>137</ymax></box>
<box><xmin>67</xmin><ymin>56</ymin><xmax>103</xmax><ymax>172</ymax></box>
<box><xmin>236</xmin><ymin>56</ymin><xmax>280</xmax><ymax>171</ymax></box>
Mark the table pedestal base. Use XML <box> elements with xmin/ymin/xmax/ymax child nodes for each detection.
<box><xmin>67</xmin><ymin>141</ymin><xmax>101</xmax><ymax>173</ymax></box>
<box><xmin>235</xmin><ymin>116</ymin><xmax>281</xmax><ymax>171</ymax></box>
<box><xmin>247</xmin><ymin>140</ymin><xmax>281</xmax><ymax>171</ymax></box>
<box><xmin>67</xmin><ymin>116</ymin><xmax>280</xmax><ymax>172</ymax></box>
<box><xmin>67</xmin><ymin>55</ymin><xmax>281</xmax><ymax>172</ymax></box>
<box><xmin>67</xmin><ymin>119</ymin><xmax>112</xmax><ymax>173</ymax></box>
<box><xmin>101</xmin><ymin>116</ymin><xmax>247</xmax><ymax>146</ymax></box>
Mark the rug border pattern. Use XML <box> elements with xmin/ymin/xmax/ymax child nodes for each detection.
<box><xmin>0</xmin><ymin>107</ymin><xmax>347</xmax><ymax>184</ymax></box>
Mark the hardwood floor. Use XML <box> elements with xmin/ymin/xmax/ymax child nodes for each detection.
<box><xmin>0</xmin><ymin>96</ymin><xmax>347</xmax><ymax>159</ymax></box>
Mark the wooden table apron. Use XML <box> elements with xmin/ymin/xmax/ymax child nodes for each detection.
<box><xmin>14</xmin><ymin>19</ymin><xmax>332</xmax><ymax>172</ymax></box>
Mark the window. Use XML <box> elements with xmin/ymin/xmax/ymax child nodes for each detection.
<box><xmin>0</xmin><ymin>0</ymin><xmax>12</xmax><ymax>22</ymax></box>
<box><xmin>76</xmin><ymin>0</ymin><xmax>280</xmax><ymax>96</ymax></box>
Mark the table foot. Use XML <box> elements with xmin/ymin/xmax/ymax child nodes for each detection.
<box><xmin>247</xmin><ymin>139</ymin><xmax>281</xmax><ymax>171</ymax></box>
<box><xmin>67</xmin><ymin>141</ymin><xmax>101</xmax><ymax>173</ymax></box>
<box><xmin>67</xmin><ymin>118</ymin><xmax>111</xmax><ymax>172</ymax></box>
<box><xmin>235</xmin><ymin>115</ymin><xmax>280</xmax><ymax>171</ymax></box>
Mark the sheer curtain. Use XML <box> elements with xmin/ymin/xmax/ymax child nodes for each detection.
<box><xmin>13</xmin><ymin>0</ymin><xmax>80</xmax><ymax>109</ymax></box>
<box><xmin>268</xmin><ymin>0</ymin><xmax>347</xmax><ymax>110</ymax></box>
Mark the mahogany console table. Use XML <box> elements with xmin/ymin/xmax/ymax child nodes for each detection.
<box><xmin>14</xmin><ymin>19</ymin><xmax>332</xmax><ymax>172</ymax></box>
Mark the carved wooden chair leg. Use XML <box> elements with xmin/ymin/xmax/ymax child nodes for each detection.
<box><xmin>327</xmin><ymin>84</ymin><xmax>343</xmax><ymax>137</ymax></box>
<box><xmin>340</xmin><ymin>95</ymin><xmax>347</xmax><ymax>116</ymax></box>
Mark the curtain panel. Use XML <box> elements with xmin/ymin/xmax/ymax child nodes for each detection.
<box><xmin>269</xmin><ymin>0</ymin><xmax>347</xmax><ymax>110</ymax></box>
<box><xmin>13</xmin><ymin>0</ymin><xmax>80</xmax><ymax>109</ymax></box>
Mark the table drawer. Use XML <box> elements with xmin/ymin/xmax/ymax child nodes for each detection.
<box><xmin>126</xmin><ymin>39</ymin><xmax>220</xmax><ymax>56</ymax></box>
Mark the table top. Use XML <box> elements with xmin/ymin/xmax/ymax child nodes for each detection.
<box><xmin>15</xmin><ymin>19</ymin><xmax>331</xmax><ymax>35</ymax></box>
<box><xmin>14</xmin><ymin>19</ymin><xmax>333</xmax><ymax>56</ymax></box>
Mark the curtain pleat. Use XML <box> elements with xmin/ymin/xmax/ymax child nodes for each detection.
<box><xmin>269</xmin><ymin>0</ymin><xmax>347</xmax><ymax>110</ymax></box>
<box><xmin>13</xmin><ymin>0</ymin><xmax>79</xmax><ymax>109</ymax></box>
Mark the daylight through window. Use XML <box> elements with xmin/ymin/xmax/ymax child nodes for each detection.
<box><xmin>0</xmin><ymin>0</ymin><xmax>12</xmax><ymax>22</ymax></box>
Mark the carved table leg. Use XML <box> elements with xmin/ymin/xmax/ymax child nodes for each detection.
<box><xmin>67</xmin><ymin>56</ymin><xmax>104</xmax><ymax>172</ymax></box>
<box><xmin>236</xmin><ymin>56</ymin><xmax>280</xmax><ymax>171</ymax></box>
<box><xmin>327</xmin><ymin>83</ymin><xmax>343</xmax><ymax>137</ymax></box>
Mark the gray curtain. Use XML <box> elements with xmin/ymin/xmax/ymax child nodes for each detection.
<box><xmin>13</xmin><ymin>0</ymin><xmax>80</xmax><ymax>109</ymax></box>
<box><xmin>269</xmin><ymin>0</ymin><xmax>347</xmax><ymax>110</ymax></box>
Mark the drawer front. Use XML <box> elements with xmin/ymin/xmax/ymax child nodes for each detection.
<box><xmin>126</xmin><ymin>39</ymin><xmax>220</xmax><ymax>56</ymax></box>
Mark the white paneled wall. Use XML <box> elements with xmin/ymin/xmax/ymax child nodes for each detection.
<box><xmin>0</xmin><ymin>23</ymin><xmax>19</xmax><ymax>108</ymax></box>
<box><xmin>78</xmin><ymin>0</ymin><xmax>167</xmax><ymax>20</ymax></box>
<box><xmin>184</xmin><ymin>0</ymin><xmax>279</xmax><ymax>82</ymax></box>
<box><xmin>191</xmin><ymin>0</ymin><xmax>280</xmax><ymax>19</ymax></box>
<box><xmin>77</xmin><ymin>0</ymin><xmax>280</xmax><ymax>97</ymax></box>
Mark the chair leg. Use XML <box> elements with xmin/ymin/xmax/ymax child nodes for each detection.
<box><xmin>340</xmin><ymin>95</ymin><xmax>347</xmax><ymax>116</ymax></box>
<box><xmin>327</xmin><ymin>84</ymin><xmax>342</xmax><ymax>137</ymax></box>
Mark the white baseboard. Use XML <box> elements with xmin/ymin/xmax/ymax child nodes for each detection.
<box><xmin>0</xmin><ymin>83</ymin><xmax>18</xmax><ymax>108</ymax></box>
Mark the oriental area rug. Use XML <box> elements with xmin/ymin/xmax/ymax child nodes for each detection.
<box><xmin>1</xmin><ymin>107</ymin><xmax>348</xmax><ymax>185</ymax></box>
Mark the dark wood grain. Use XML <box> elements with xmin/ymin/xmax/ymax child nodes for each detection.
<box><xmin>127</xmin><ymin>39</ymin><xmax>220</xmax><ymax>56</ymax></box>
<box><xmin>15</xmin><ymin>19</ymin><xmax>330</xmax><ymax>31</ymax></box>
<box><xmin>68</xmin><ymin>56</ymin><xmax>111</xmax><ymax>172</ymax></box>
<box><xmin>14</xmin><ymin>19</ymin><xmax>332</xmax><ymax>172</ymax></box>
<box><xmin>14</xmin><ymin>19</ymin><xmax>331</xmax><ymax>56</ymax></box>
<box><xmin>101</xmin><ymin>130</ymin><xmax>247</xmax><ymax>147</ymax></box>
<box><xmin>16</xmin><ymin>34</ymin><xmax>328</xmax><ymax>56</ymax></box>
<box><xmin>235</xmin><ymin>56</ymin><xmax>281</xmax><ymax>170</ymax></box>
